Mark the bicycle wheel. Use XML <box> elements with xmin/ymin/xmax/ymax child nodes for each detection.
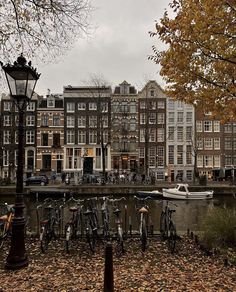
<box><xmin>86</xmin><ymin>225</ymin><xmax>96</xmax><ymax>253</ymax></box>
<box><xmin>116</xmin><ymin>226</ymin><xmax>124</xmax><ymax>255</ymax></box>
<box><xmin>40</xmin><ymin>226</ymin><xmax>50</xmax><ymax>253</ymax></box>
<box><xmin>167</xmin><ymin>221</ymin><xmax>177</xmax><ymax>254</ymax></box>
<box><xmin>141</xmin><ymin>219</ymin><xmax>147</xmax><ymax>252</ymax></box>
<box><xmin>65</xmin><ymin>224</ymin><xmax>72</xmax><ymax>253</ymax></box>
<box><xmin>160</xmin><ymin>211</ymin><xmax>166</xmax><ymax>240</ymax></box>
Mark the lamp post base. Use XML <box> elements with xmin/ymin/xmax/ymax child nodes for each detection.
<box><xmin>5</xmin><ymin>217</ymin><xmax>28</xmax><ymax>270</ymax></box>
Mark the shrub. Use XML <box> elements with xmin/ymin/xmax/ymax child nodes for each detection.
<box><xmin>200</xmin><ymin>207</ymin><xmax>236</xmax><ymax>250</ymax></box>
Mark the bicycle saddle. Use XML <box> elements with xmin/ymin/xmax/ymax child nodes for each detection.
<box><xmin>83</xmin><ymin>209</ymin><xmax>92</xmax><ymax>215</ymax></box>
<box><xmin>69</xmin><ymin>206</ymin><xmax>78</xmax><ymax>212</ymax></box>
<box><xmin>113</xmin><ymin>208</ymin><xmax>121</xmax><ymax>215</ymax></box>
<box><xmin>139</xmin><ymin>207</ymin><xmax>148</xmax><ymax>213</ymax></box>
<box><xmin>40</xmin><ymin>219</ymin><xmax>49</xmax><ymax>225</ymax></box>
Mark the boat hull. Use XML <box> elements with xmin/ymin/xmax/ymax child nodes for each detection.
<box><xmin>137</xmin><ymin>190</ymin><xmax>162</xmax><ymax>199</ymax></box>
<box><xmin>162</xmin><ymin>189</ymin><xmax>213</xmax><ymax>200</ymax></box>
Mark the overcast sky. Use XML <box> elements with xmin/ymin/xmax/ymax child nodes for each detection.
<box><xmin>36</xmin><ymin>0</ymin><xmax>170</xmax><ymax>96</ymax></box>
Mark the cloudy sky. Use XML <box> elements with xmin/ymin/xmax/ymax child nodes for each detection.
<box><xmin>36</xmin><ymin>0</ymin><xmax>170</xmax><ymax>96</ymax></box>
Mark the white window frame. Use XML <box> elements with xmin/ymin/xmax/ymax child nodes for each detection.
<box><xmin>67</xmin><ymin>102</ymin><xmax>75</xmax><ymax>113</ymax></box>
<box><xmin>89</xmin><ymin>102</ymin><xmax>97</xmax><ymax>110</ymax></box>
<box><xmin>78</xmin><ymin>116</ymin><xmax>86</xmax><ymax>127</ymax></box>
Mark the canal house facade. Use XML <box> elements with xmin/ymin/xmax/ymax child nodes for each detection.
<box><xmin>36</xmin><ymin>92</ymin><xmax>64</xmax><ymax>176</ymax></box>
<box><xmin>63</xmin><ymin>86</ymin><xmax>112</xmax><ymax>180</ymax></box>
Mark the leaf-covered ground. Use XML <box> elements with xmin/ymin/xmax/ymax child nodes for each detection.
<box><xmin>0</xmin><ymin>236</ymin><xmax>236</xmax><ymax>291</ymax></box>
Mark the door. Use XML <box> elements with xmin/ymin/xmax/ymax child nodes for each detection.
<box><xmin>83</xmin><ymin>157</ymin><xmax>93</xmax><ymax>174</ymax></box>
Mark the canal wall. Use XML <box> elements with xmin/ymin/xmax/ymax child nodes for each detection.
<box><xmin>0</xmin><ymin>182</ymin><xmax>236</xmax><ymax>197</ymax></box>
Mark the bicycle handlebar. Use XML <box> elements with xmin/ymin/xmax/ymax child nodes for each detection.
<box><xmin>134</xmin><ymin>195</ymin><xmax>152</xmax><ymax>201</ymax></box>
<box><xmin>108</xmin><ymin>197</ymin><xmax>126</xmax><ymax>203</ymax></box>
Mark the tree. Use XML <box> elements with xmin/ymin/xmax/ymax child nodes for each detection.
<box><xmin>149</xmin><ymin>0</ymin><xmax>236</xmax><ymax>120</ymax></box>
<box><xmin>0</xmin><ymin>0</ymin><xmax>92</xmax><ymax>62</ymax></box>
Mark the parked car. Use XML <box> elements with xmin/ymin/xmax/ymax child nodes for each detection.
<box><xmin>24</xmin><ymin>175</ymin><xmax>49</xmax><ymax>186</ymax></box>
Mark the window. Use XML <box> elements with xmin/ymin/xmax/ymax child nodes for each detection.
<box><xmin>168</xmin><ymin>112</ymin><xmax>174</xmax><ymax>123</ymax></box>
<box><xmin>67</xmin><ymin>130</ymin><xmax>75</xmax><ymax>144</ymax></box>
<box><xmin>53</xmin><ymin>115</ymin><xmax>60</xmax><ymax>126</ymax></box>
<box><xmin>121</xmin><ymin>101</ymin><xmax>128</xmax><ymax>113</ymax></box>
<box><xmin>197</xmin><ymin>138</ymin><xmax>203</xmax><ymax>149</ymax></box>
<box><xmin>26</xmin><ymin>131</ymin><xmax>34</xmax><ymax>144</ymax></box>
<box><xmin>67</xmin><ymin>102</ymin><xmax>75</xmax><ymax>112</ymax></box>
<box><xmin>186</xmin><ymin>126</ymin><xmax>192</xmax><ymax>141</ymax></box>
<box><xmin>47</xmin><ymin>99</ymin><xmax>55</xmax><ymax>107</ymax></box>
<box><xmin>225</xmin><ymin>155</ymin><xmax>231</xmax><ymax>165</ymax></box>
<box><xmin>42</xmin><ymin>133</ymin><xmax>48</xmax><ymax>146</ymax></box>
<box><xmin>78</xmin><ymin>116</ymin><xmax>86</xmax><ymax>127</ymax></box>
<box><xmin>214</xmin><ymin>138</ymin><xmax>220</xmax><ymax>150</ymax></box>
<box><xmin>168</xmin><ymin>126</ymin><xmax>174</xmax><ymax>141</ymax></box>
<box><xmin>149</xmin><ymin>147</ymin><xmax>156</xmax><ymax>166</ymax></box>
<box><xmin>186</xmin><ymin>170</ymin><xmax>193</xmax><ymax>181</ymax></box>
<box><xmin>140</xmin><ymin>129</ymin><xmax>145</xmax><ymax>142</ymax></box>
<box><xmin>204</xmin><ymin>138</ymin><xmax>213</xmax><ymax>150</ymax></box>
<box><xmin>78</xmin><ymin>130</ymin><xmax>86</xmax><ymax>144</ymax></box>
<box><xmin>140</xmin><ymin>101</ymin><xmax>146</xmax><ymax>109</ymax></box>
<box><xmin>157</xmin><ymin>128</ymin><xmax>164</xmax><ymax>142</ymax></box>
<box><xmin>4</xmin><ymin>102</ymin><xmax>11</xmax><ymax>111</ymax></box>
<box><xmin>140</xmin><ymin>113</ymin><xmax>146</xmax><ymax>124</ymax></box>
<box><xmin>130</xmin><ymin>102</ymin><xmax>136</xmax><ymax>113</ymax></box>
<box><xmin>89</xmin><ymin>130</ymin><xmax>97</xmax><ymax>144</ymax></box>
<box><xmin>214</xmin><ymin>155</ymin><xmax>220</xmax><ymax>167</ymax></box>
<box><xmin>197</xmin><ymin>155</ymin><xmax>203</xmax><ymax>167</ymax></box>
<box><xmin>78</xmin><ymin>102</ymin><xmax>86</xmax><ymax>110</ymax></box>
<box><xmin>149</xmin><ymin>113</ymin><xmax>156</xmax><ymax>124</ymax></box>
<box><xmin>101</xmin><ymin>102</ymin><xmax>108</xmax><ymax>112</ymax></box>
<box><xmin>157</xmin><ymin>113</ymin><xmax>165</xmax><ymax>124</ymax></box>
<box><xmin>130</xmin><ymin>119</ymin><xmax>136</xmax><ymax>131</ymax></box>
<box><xmin>67</xmin><ymin>116</ymin><xmax>75</xmax><ymax>127</ymax></box>
<box><xmin>186</xmin><ymin>112</ymin><xmax>192</xmax><ymax>123</ymax></box>
<box><xmin>53</xmin><ymin>133</ymin><xmax>60</xmax><ymax>147</ymax></box>
<box><xmin>196</xmin><ymin>121</ymin><xmax>202</xmax><ymax>132</ymax></box>
<box><xmin>150</xmin><ymin>90</ymin><xmax>155</xmax><ymax>97</ymax></box>
<box><xmin>157</xmin><ymin>101</ymin><xmax>165</xmax><ymax>109</ymax></box>
<box><xmin>186</xmin><ymin>145</ymin><xmax>192</xmax><ymax>164</ymax></box>
<box><xmin>89</xmin><ymin>102</ymin><xmax>97</xmax><ymax>110</ymax></box>
<box><xmin>177</xmin><ymin>126</ymin><xmax>183</xmax><ymax>141</ymax></box>
<box><xmin>3</xmin><ymin>116</ymin><xmax>11</xmax><ymax>126</ymax></box>
<box><xmin>224</xmin><ymin>123</ymin><xmax>231</xmax><ymax>133</ymax></box>
<box><xmin>177</xmin><ymin>145</ymin><xmax>183</xmax><ymax>164</ymax></box>
<box><xmin>103</xmin><ymin>130</ymin><xmax>109</xmax><ymax>144</ymax></box>
<box><xmin>41</xmin><ymin>115</ymin><xmax>49</xmax><ymax>127</ymax></box>
<box><xmin>130</xmin><ymin>137</ymin><xmax>136</xmax><ymax>151</ymax></box>
<box><xmin>225</xmin><ymin>137</ymin><xmax>231</xmax><ymax>150</ymax></box>
<box><xmin>204</xmin><ymin>121</ymin><xmax>212</xmax><ymax>132</ymax></box>
<box><xmin>168</xmin><ymin>145</ymin><xmax>174</xmax><ymax>164</ymax></box>
<box><xmin>149</xmin><ymin>129</ymin><xmax>156</xmax><ymax>142</ymax></box>
<box><xmin>204</xmin><ymin>155</ymin><xmax>213</xmax><ymax>167</ymax></box>
<box><xmin>148</xmin><ymin>101</ymin><xmax>156</xmax><ymax>110</ymax></box>
<box><xmin>26</xmin><ymin>115</ymin><xmax>35</xmax><ymax>126</ymax></box>
<box><xmin>3</xmin><ymin>131</ymin><xmax>10</xmax><ymax>144</ymax></box>
<box><xmin>157</xmin><ymin>146</ymin><xmax>164</xmax><ymax>167</ymax></box>
<box><xmin>177</xmin><ymin>112</ymin><xmax>183</xmax><ymax>123</ymax></box>
<box><xmin>102</xmin><ymin>116</ymin><xmax>108</xmax><ymax>128</ymax></box>
<box><xmin>168</xmin><ymin>99</ymin><xmax>175</xmax><ymax>110</ymax></box>
<box><xmin>213</xmin><ymin>121</ymin><xmax>220</xmax><ymax>132</ymax></box>
<box><xmin>177</xmin><ymin>100</ymin><xmax>183</xmax><ymax>109</ymax></box>
<box><xmin>3</xmin><ymin>150</ymin><xmax>9</xmax><ymax>166</ymax></box>
<box><xmin>27</xmin><ymin>102</ymin><xmax>35</xmax><ymax>111</ymax></box>
<box><xmin>89</xmin><ymin>116</ymin><xmax>97</xmax><ymax>128</ymax></box>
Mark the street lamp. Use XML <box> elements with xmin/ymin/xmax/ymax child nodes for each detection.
<box><xmin>1</xmin><ymin>54</ymin><xmax>40</xmax><ymax>270</ymax></box>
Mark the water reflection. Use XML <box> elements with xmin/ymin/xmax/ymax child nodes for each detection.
<box><xmin>1</xmin><ymin>194</ymin><xmax>236</xmax><ymax>234</ymax></box>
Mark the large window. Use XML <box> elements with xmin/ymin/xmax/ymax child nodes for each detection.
<box><xmin>157</xmin><ymin>128</ymin><xmax>164</xmax><ymax>142</ymax></box>
<box><xmin>130</xmin><ymin>102</ymin><xmax>136</xmax><ymax>113</ymax></box>
<box><xmin>168</xmin><ymin>99</ymin><xmax>174</xmax><ymax>110</ymax></box>
<box><xmin>204</xmin><ymin>138</ymin><xmax>213</xmax><ymax>150</ymax></box>
<box><xmin>78</xmin><ymin>130</ymin><xmax>86</xmax><ymax>144</ymax></box>
<box><xmin>214</xmin><ymin>121</ymin><xmax>220</xmax><ymax>132</ymax></box>
<box><xmin>53</xmin><ymin>115</ymin><xmax>60</xmax><ymax>126</ymax></box>
<box><xmin>186</xmin><ymin>145</ymin><xmax>192</xmax><ymax>165</ymax></box>
<box><xmin>186</xmin><ymin>126</ymin><xmax>192</xmax><ymax>141</ymax></box>
<box><xmin>157</xmin><ymin>113</ymin><xmax>165</xmax><ymax>124</ymax></box>
<box><xmin>101</xmin><ymin>102</ymin><xmax>108</xmax><ymax>112</ymax></box>
<box><xmin>204</xmin><ymin>155</ymin><xmax>213</xmax><ymax>167</ymax></box>
<box><xmin>149</xmin><ymin>129</ymin><xmax>156</xmax><ymax>142</ymax></box>
<box><xmin>102</xmin><ymin>116</ymin><xmax>108</xmax><ymax>128</ymax></box>
<box><xmin>149</xmin><ymin>113</ymin><xmax>156</xmax><ymax>124</ymax></box>
<box><xmin>168</xmin><ymin>112</ymin><xmax>174</xmax><ymax>123</ymax></box>
<box><xmin>41</xmin><ymin>115</ymin><xmax>49</xmax><ymax>126</ymax></box>
<box><xmin>26</xmin><ymin>115</ymin><xmax>35</xmax><ymax>126</ymax></box>
<box><xmin>42</xmin><ymin>133</ymin><xmax>48</xmax><ymax>146</ymax></box>
<box><xmin>140</xmin><ymin>129</ymin><xmax>145</xmax><ymax>142</ymax></box>
<box><xmin>53</xmin><ymin>133</ymin><xmax>60</xmax><ymax>147</ymax></box>
<box><xmin>177</xmin><ymin>126</ymin><xmax>183</xmax><ymax>142</ymax></box>
<box><xmin>67</xmin><ymin>130</ymin><xmax>75</xmax><ymax>144</ymax></box>
<box><xmin>196</xmin><ymin>121</ymin><xmax>202</xmax><ymax>132</ymax></box>
<box><xmin>67</xmin><ymin>116</ymin><xmax>75</xmax><ymax>127</ymax></box>
<box><xmin>157</xmin><ymin>146</ymin><xmax>164</xmax><ymax>167</ymax></box>
<box><xmin>140</xmin><ymin>113</ymin><xmax>146</xmax><ymax>124</ymax></box>
<box><xmin>204</xmin><ymin>121</ymin><xmax>212</xmax><ymax>132</ymax></box>
<box><xmin>177</xmin><ymin>145</ymin><xmax>183</xmax><ymax>164</ymax></box>
<box><xmin>67</xmin><ymin>102</ymin><xmax>75</xmax><ymax>112</ymax></box>
<box><xmin>89</xmin><ymin>116</ymin><xmax>97</xmax><ymax>128</ymax></box>
<box><xmin>89</xmin><ymin>130</ymin><xmax>97</xmax><ymax>144</ymax></box>
<box><xmin>225</xmin><ymin>137</ymin><xmax>232</xmax><ymax>150</ymax></box>
<box><xmin>26</xmin><ymin>131</ymin><xmax>34</xmax><ymax>144</ymax></box>
<box><xmin>3</xmin><ymin>116</ymin><xmax>11</xmax><ymax>126</ymax></box>
<box><xmin>186</xmin><ymin>112</ymin><xmax>192</xmax><ymax>123</ymax></box>
<box><xmin>168</xmin><ymin>126</ymin><xmax>174</xmax><ymax>141</ymax></box>
<box><xmin>78</xmin><ymin>116</ymin><xmax>86</xmax><ymax>127</ymax></box>
<box><xmin>168</xmin><ymin>145</ymin><xmax>174</xmax><ymax>164</ymax></box>
<box><xmin>4</xmin><ymin>102</ymin><xmax>11</xmax><ymax>111</ymax></box>
<box><xmin>177</xmin><ymin>112</ymin><xmax>183</xmax><ymax>123</ymax></box>
<box><xmin>130</xmin><ymin>119</ymin><xmax>136</xmax><ymax>131</ymax></box>
<box><xmin>214</xmin><ymin>138</ymin><xmax>220</xmax><ymax>150</ymax></box>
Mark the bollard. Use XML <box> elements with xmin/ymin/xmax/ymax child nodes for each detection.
<box><xmin>194</xmin><ymin>235</ymin><xmax>199</xmax><ymax>245</ymax></box>
<box><xmin>190</xmin><ymin>231</ymin><xmax>194</xmax><ymax>239</ymax></box>
<box><xmin>129</xmin><ymin>216</ymin><xmax>132</xmax><ymax>237</ymax></box>
<box><xmin>187</xmin><ymin>228</ymin><xmax>190</xmax><ymax>237</ymax></box>
<box><xmin>104</xmin><ymin>243</ymin><xmax>114</xmax><ymax>292</ymax></box>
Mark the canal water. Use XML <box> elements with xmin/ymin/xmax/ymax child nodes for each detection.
<box><xmin>0</xmin><ymin>193</ymin><xmax>235</xmax><ymax>234</ymax></box>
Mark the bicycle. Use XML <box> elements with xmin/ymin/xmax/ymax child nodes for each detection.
<box><xmin>64</xmin><ymin>197</ymin><xmax>84</xmax><ymax>253</ymax></box>
<box><xmin>37</xmin><ymin>198</ymin><xmax>65</xmax><ymax>252</ymax></box>
<box><xmin>0</xmin><ymin>203</ymin><xmax>14</xmax><ymax>249</ymax></box>
<box><xmin>83</xmin><ymin>197</ymin><xmax>99</xmax><ymax>253</ymax></box>
<box><xmin>109</xmin><ymin>197</ymin><xmax>126</xmax><ymax>255</ymax></box>
<box><xmin>134</xmin><ymin>195</ymin><xmax>151</xmax><ymax>252</ymax></box>
<box><xmin>100</xmin><ymin>197</ymin><xmax>110</xmax><ymax>239</ymax></box>
<box><xmin>160</xmin><ymin>200</ymin><xmax>177</xmax><ymax>254</ymax></box>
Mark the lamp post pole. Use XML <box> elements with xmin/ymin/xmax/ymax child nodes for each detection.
<box><xmin>1</xmin><ymin>54</ymin><xmax>40</xmax><ymax>270</ymax></box>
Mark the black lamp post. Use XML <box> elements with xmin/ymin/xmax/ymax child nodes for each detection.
<box><xmin>1</xmin><ymin>54</ymin><xmax>40</xmax><ymax>270</ymax></box>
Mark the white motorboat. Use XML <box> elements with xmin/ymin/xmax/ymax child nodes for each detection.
<box><xmin>162</xmin><ymin>183</ymin><xmax>213</xmax><ymax>200</ymax></box>
<box><xmin>137</xmin><ymin>190</ymin><xmax>163</xmax><ymax>199</ymax></box>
